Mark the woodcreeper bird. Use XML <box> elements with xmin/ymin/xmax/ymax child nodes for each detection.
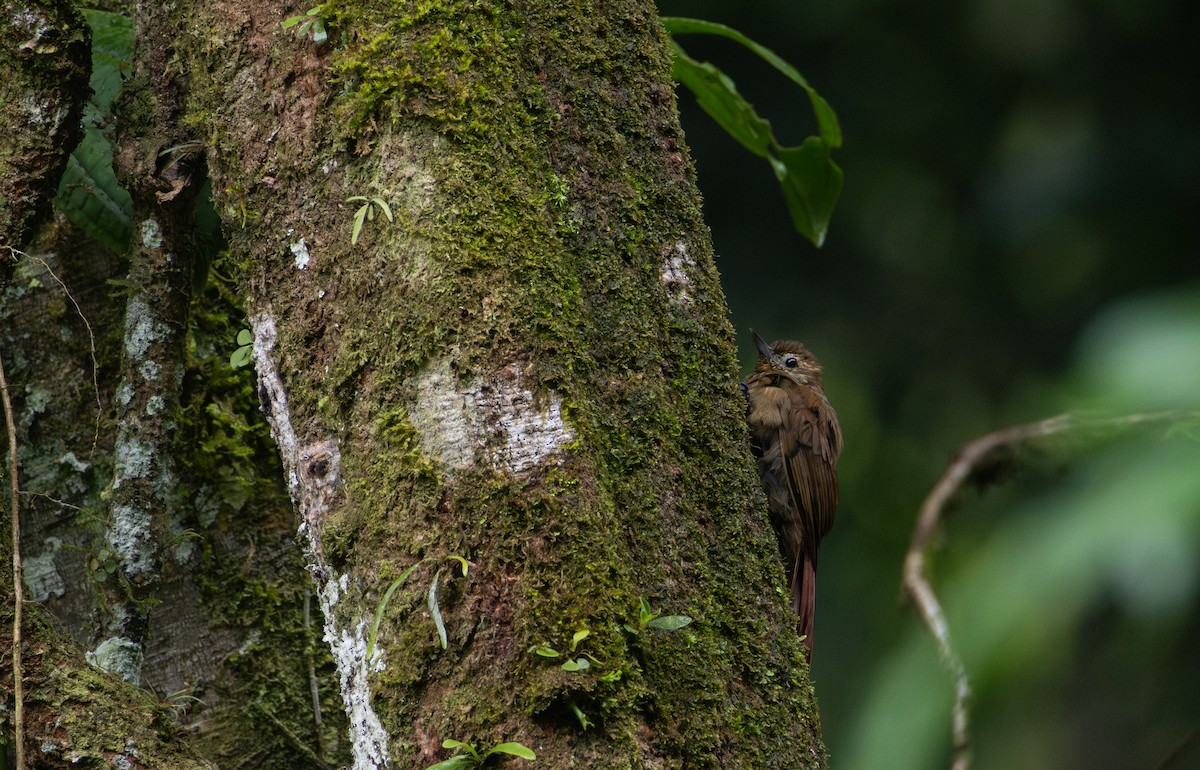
<box><xmin>744</xmin><ymin>330</ymin><xmax>842</xmax><ymax>661</ymax></box>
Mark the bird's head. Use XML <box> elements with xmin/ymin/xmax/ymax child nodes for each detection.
<box><xmin>751</xmin><ymin>330</ymin><xmax>823</xmax><ymax>386</ymax></box>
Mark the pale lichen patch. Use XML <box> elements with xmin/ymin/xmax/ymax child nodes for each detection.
<box><xmin>113</xmin><ymin>437</ymin><xmax>153</xmax><ymax>486</ymax></box>
<box><xmin>251</xmin><ymin>308</ymin><xmax>390</xmax><ymax>769</ymax></box>
<box><xmin>24</xmin><ymin>537</ymin><xmax>65</xmax><ymax>601</ymax></box>
<box><xmin>116</xmin><ymin>382</ymin><xmax>134</xmax><ymax>407</ymax></box>
<box><xmin>58</xmin><ymin>451</ymin><xmax>90</xmax><ymax>473</ymax></box>
<box><xmin>660</xmin><ymin>240</ymin><xmax>695</xmax><ymax>305</ymax></box>
<box><xmin>108</xmin><ymin>503</ymin><xmax>155</xmax><ymax>576</ymax></box>
<box><xmin>488</xmin><ymin>373</ymin><xmax>573</xmax><ymax>474</ymax></box>
<box><xmin>325</xmin><ymin>611</ymin><xmax>391</xmax><ymax>770</ymax></box>
<box><xmin>123</xmin><ymin>297</ymin><xmax>169</xmax><ymax>360</ymax></box>
<box><xmin>411</xmin><ymin>360</ymin><xmax>475</xmax><ymax>470</ymax></box>
<box><xmin>140</xmin><ymin>219</ymin><xmax>164</xmax><ymax>250</ymax></box>
<box><xmin>86</xmin><ymin>636</ymin><xmax>144</xmax><ymax>686</ymax></box>
<box><xmin>411</xmin><ymin>358</ymin><xmax>574</xmax><ymax>475</ymax></box>
<box><xmin>251</xmin><ymin>312</ymin><xmax>299</xmax><ymax>488</ymax></box>
<box><xmin>291</xmin><ymin>237</ymin><xmax>311</xmax><ymax>269</ymax></box>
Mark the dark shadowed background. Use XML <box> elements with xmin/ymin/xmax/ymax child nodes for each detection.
<box><xmin>655</xmin><ymin>0</ymin><xmax>1200</xmax><ymax>766</ymax></box>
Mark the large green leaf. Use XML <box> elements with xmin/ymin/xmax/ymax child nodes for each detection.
<box><xmin>662</xmin><ymin>16</ymin><xmax>843</xmax><ymax>247</ymax></box>
<box><xmin>81</xmin><ymin>9</ymin><xmax>132</xmax><ymax>111</ymax></box>
<box><xmin>56</xmin><ymin>127</ymin><xmax>133</xmax><ymax>254</ymax></box>
<box><xmin>54</xmin><ymin>10</ymin><xmax>134</xmax><ymax>254</ymax></box>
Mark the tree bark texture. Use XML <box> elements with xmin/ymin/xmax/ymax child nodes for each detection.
<box><xmin>0</xmin><ymin>0</ymin><xmax>90</xmax><ymax>268</ymax></box>
<box><xmin>179</xmin><ymin>0</ymin><xmax>827</xmax><ymax>767</ymax></box>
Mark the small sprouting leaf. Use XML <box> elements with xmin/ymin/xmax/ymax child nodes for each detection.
<box><xmin>446</xmin><ymin>554</ymin><xmax>469</xmax><ymax>576</ymax></box>
<box><xmin>423</xmin><ymin>758</ymin><xmax>473</xmax><ymax>770</ymax></box>
<box><xmin>484</xmin><ymin>742</ymin><xmax>536</xmax><ymax>761</ymax></box>
<box><xmin>599</xmin><ymin>669</ymin><xmax>622</xmax><ymax>683</ymax></box>
<box><xmin>428</xmin><ymin>570</ymin><xmax>448</xmax><ymax>649</ymax></box>
<box><xmin>374</xmin><ymin>197</ymin><xmax>394</xmax><ymax>222</ymax></box>
<box><xmin>561</xmin><ymin>657</ymin><xmax>590</xmax><ymax>672</ymax></box>
<box><xmin>283</xmin><ymin>4</ymin><xmax>327</xmax><ymax>43</ymax></box>
<box><xmin>530</xmin><ymin>644</ymin><xmax>560</xmax><ymax>657</ymax></box>
<box><xmin>367</xmin><ymin>560</ymin><xmax>423</xmax><ymax>658</ymax></box>
<box><xmin>570</xmin><ymin>702</ymin><xmax>594</xmax><ymax>731</ymax></box>
<box><xmin>229</xmin><ymin>345</ymin><xmax>253</xmax><ymax>369</ymax></box>
<box><xmin>570</xmin><ymin>629</ymin><xmax>590</xmax><ymax>651</ymax></box>
<box><xmin>647</xmin><ymin>614</ymin><xmax>693</xmax><ymax>632</ymax></box>
<box><xmin>236</xmin><ymin>328</ymin><xmax>253</xmax><ymax>346</ymax></box>
<box><xmin>638</xmin><ymin>597</ymin><xmax>655</xmax><ymax>625</ymax></box>
<box><xmin>351</xmin><ymin>203</ymin><xmax>369</xmax><ymax>244</ymax></box>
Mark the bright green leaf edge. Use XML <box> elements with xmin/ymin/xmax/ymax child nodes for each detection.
<box><xmin>484</xmin><ymin>742</ymin><xmax>536</xmax><ymax>760</ymax></box>
<box><xmin>661</xmin><ymin>16</ymin><xmax>841</xmax><ymax>147</ymax></box>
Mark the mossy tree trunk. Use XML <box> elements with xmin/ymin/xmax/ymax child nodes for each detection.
<box><xmin>184</xmin><ymin>0</ymin><xmax>826</xmax><ymax>766</ymax></box>
<box><xmin>3</xmin><ymin>0</ymin><xmax>827</xmax><ymax>766</ymax></box>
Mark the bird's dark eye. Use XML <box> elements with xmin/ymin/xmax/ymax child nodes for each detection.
<box><xmin>784</xmin><ymin>356</ymin><xmax>799</xmax><ymax>368</ymax></box>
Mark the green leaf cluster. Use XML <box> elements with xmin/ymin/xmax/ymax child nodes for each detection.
<box><xmin>281</xmin><ymin>5</ymin><xmax>329</xmax><ymax>44</ymax></box>
<box><xmin>346</xmin><ymin>195</ymin><xmax>394</xmax><ymax>245</ymax></box>
<box><xmin>425</xmin><ymin>739</ymin><xmax>534</xmax><ymax>770</ymax></box>
<box><xmin>229</xmin><ymin>329</ymin><xmax>253</xmax><ymax>369</ymax></box>
<box><xmin>625</xmin><ymin>596</ymin><xmax>692</xmax><ymax>634</ymax></box>
<box><xmin>527</xmin><ymin>628</ymin><xmax>597</xmax><ymax>672</ymax></box>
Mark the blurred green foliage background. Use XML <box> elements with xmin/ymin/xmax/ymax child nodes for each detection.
<box><xmin>655</xmin><ymin>0</ymin><xmax>1200</xmax><ymax>767</ymax></box>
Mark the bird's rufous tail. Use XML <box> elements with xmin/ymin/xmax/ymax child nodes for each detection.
<box><xmin>792</xmin><ymin>551</ymin><xmax>817</xmax><ymax>662</ymax></box>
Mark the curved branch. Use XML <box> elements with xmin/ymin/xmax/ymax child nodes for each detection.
<box><xmin>902</xmin><ymin>412</ymin><xmax>1185</xmax><ymax>770</ymax></box>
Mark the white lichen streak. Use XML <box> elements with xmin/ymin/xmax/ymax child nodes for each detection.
<box><xmin>660</xmin><ymin>240</ymin><xmax>696</xmax><ymax>305</ymax></box>
<box><xmin>412</xmin><ymin>359</ymin><xmax>574</xmax><ymax>474</ymax></box>
<box><xmin>250</xmin><ymin>311</ymin><xmax>391</xmax><ymax>770</ymax></box>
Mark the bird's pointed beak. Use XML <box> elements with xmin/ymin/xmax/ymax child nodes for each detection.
<box><xmin>751</xmin><ymin>329</ymin><xmax>774</xmax><ymax>360</ymax></box>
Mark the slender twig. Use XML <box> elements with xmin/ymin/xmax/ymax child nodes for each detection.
<box><xmin>902</xmin><ymin>411</ymin><xmax>1190</xmax><ymax>770</ymax></box>
<box><xmin>18</xmin><ymin>490</ymin><xmax>83</xmax><ymax>511</ymax></box>
<box><xmin>1</xmin><ymin>346</ymin><xmax>26</xmax><ymax>770</ymax></box>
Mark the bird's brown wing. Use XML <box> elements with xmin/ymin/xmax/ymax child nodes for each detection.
<box><xmin>778</xmin><ymin>385</ymin><xmax>842</xmax><ymax>555</ymax></box>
